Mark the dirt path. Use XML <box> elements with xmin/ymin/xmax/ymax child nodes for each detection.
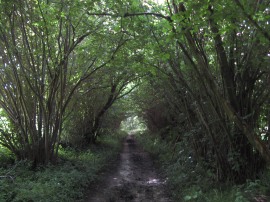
<box><xmin>85</xmin><ymin>134</ymin><xmax>172</xmax><ymax>202</ymax></box>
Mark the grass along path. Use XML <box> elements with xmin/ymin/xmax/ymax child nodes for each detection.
<box><xmin>0</xmin><ymin>133</ymin><xmax>125</xmax><ymax>202</ymax></box>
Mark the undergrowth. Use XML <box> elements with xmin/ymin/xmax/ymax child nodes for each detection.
<box><xmin>137</xmin><ymin>132</ymin><xmax>270</xmax><ymax>202</ymax></box>
<box><xmin>0</xmin><ymin>132</ymin><xmax>125</xmax><ymax>202</ymax></box>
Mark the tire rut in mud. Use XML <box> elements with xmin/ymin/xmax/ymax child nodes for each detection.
<box><xmin>85</xmin><ymin>134</ymin><xmax>172</xmax><ymax>202</ymax></box>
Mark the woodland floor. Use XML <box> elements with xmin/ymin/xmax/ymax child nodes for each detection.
<box><xmin>84</xmin><ymin>134</ymin><xmax>173</xmax><ymax>202</ymax></box>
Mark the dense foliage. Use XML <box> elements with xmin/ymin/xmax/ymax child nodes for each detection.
<box><xmin>137</xmin><ymin>132</ymin><xmax>270</xmax><ymax>201</ymax></box>
<box><xmin>0</xmin><ymin>0</ymin><xmax>136</xmax><ymax>164</ymax></box>
<box><xmin>0</xmin><ymin>133</ymin><xmax>124</xmax><ymax>201</ymax></box>
<box><xmin>130</xmin><ymin>0</ymin><xmax>270</xmax><ymax>183</ymax></box>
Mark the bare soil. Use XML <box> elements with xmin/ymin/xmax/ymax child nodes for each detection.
<box><xmin>85</xmin><ymin>134</ymin><xmax>173</xmax><ymax>202</ymax></box>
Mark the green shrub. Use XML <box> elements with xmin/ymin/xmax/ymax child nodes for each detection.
<box><xmin>0</xmin><ymin>133</ymin><xmax>125</xmax><ymax>202</ymax></box>
<box><xmin>137</xmin><ymin>132</ymin><xmax>270</xmax><ymax>202</ymax></box>
<box><xmin>0</xmin><ymin>146</ymin><xmax>15</xmax><ymax>168</ymax></box>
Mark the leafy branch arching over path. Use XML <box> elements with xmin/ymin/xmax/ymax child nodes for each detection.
<box><xmin>0</xmin><ymin>1</ymin><xmax>270</xmax><ymax>200</ymax></box>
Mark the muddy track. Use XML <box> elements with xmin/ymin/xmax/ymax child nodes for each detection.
<box><xmin>85</xmin><ymin>134</ymin><xmax>172</xmax><ymax>202</ymax></box>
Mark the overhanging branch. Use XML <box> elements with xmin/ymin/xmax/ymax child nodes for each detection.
<box><xmin>233</xmin><ymin>0</ymin><xmax>270</xmax><ymax>42</ymax></box>
<box><xmin>86</xmin><ymin>11</ymin><xmax>172</xmax><ymax>22</ymax></box>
